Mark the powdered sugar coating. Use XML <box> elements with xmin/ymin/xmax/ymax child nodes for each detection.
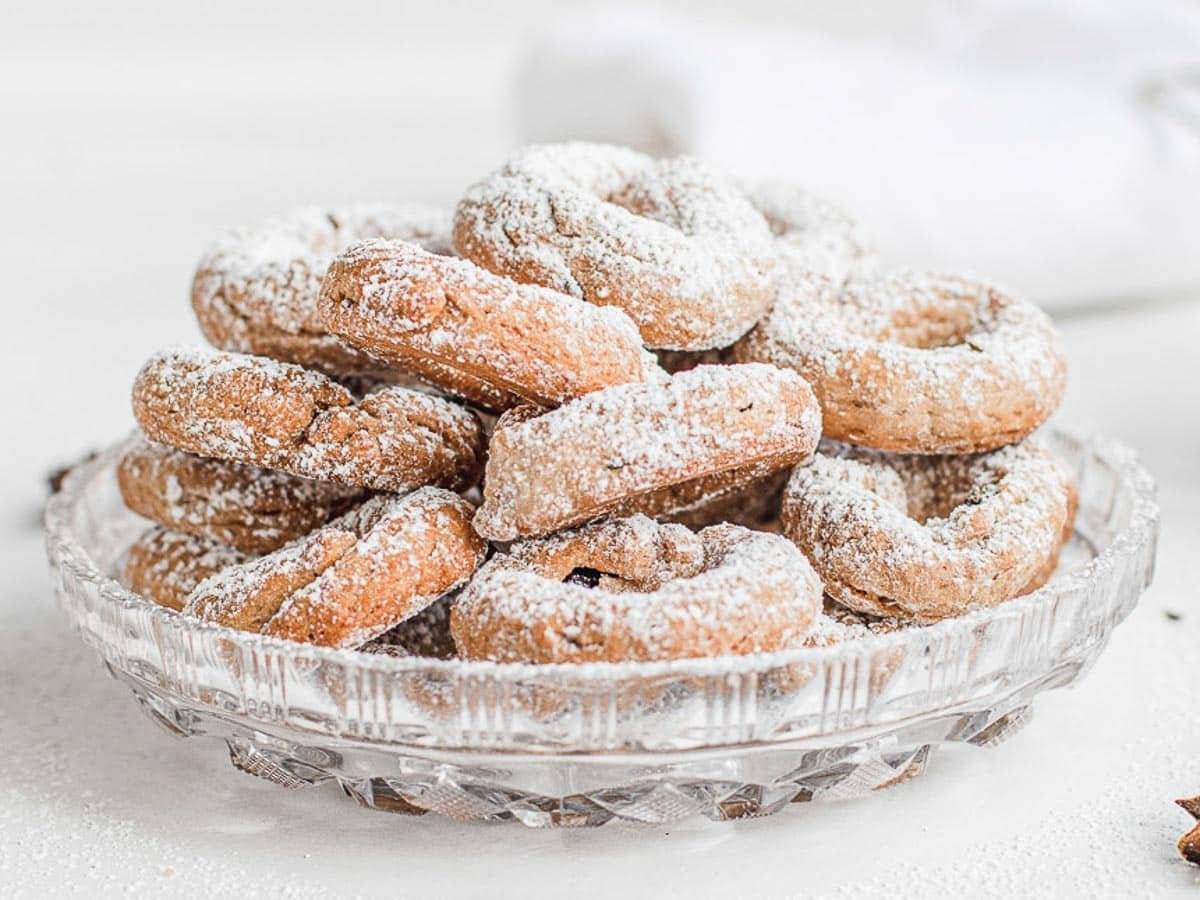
<box><xmin>192</xmin><ymin>203</ymin><xmax>452</xmax><ymax>374</ymax></box>
<box><xmin>319</xmin><ymin>239</ymin><xmax>661</xmax><ymax>410</ymax></box>
<box><xmin>185</xmin><ymin>489</ymin><xmax>485</xmax><ymax>648</ymax></box>
<box><xmin>454</xmin><ymin>142</ymin><xmax>775</xmax><ymax>351</ymax></box>
<box><xmin>740</xmin><ymin>179</ymin><xmax>877</xmax><ymax>285</ymax></box>
<box><xmin>803</xmin><ymin>600</ymin><xmax>914</xmax><ymax>647</ymax></box>
<box><xmin>122</xmin><ymin>526</ymin><xmax>250</xmax><ymax>612</ymax></box>
<box><xmin>732</xmin><ymin>270</ymin><xmax>1067</xmax><ymax>453</ymax></box>
<box><xmin>117</xmin><ymin>437</ymin><xmax>365</xmax><ymax>554</ymax></box>
<box><xmin>782</xmin><ymin>439</ymin><xmax>1073</xmax><ymax>620</ymax></box>
<box><xmin>802</xmin><ymin>613</ymin><xmax>876</xmax><ymax>648</ymax></box>
<box><xmin>452</xmin><ymin>515</ymin><xmax>822</xmax><ymax>663</ymax></box>
<box><xmin>474</xmin><ymin>363</ymin><xmax>822</xmax><ymax>540</ymax></box>
<box><xmin>132</xmin><ymin>347</ymin><xmax>485</xmax><ymax>493</ymax></box>
<box><xmin>183</xmin><ymin>522</ymin><xmax>355</xmax><ymax>632</ymax></box>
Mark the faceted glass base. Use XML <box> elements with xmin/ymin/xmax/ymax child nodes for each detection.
<box><xmin>45</xmin><ymin>429</ymin><xmax>1158</xmax><ymax>826</ymax></box>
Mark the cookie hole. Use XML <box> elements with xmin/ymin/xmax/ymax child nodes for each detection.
<box><xmin>562</xmin><ymin>566</ymin><xmax>649</xmax><ymax>594</ymax></box>
<box><xmin>883</xmin><ymin>308</ymin><xmax>979</xmax><ymax>350</ymax></box>
<box><xmin>600</xmin><ymin>183</ymin><xmax>684</xmax><ymax>234</ymax></box>
<box><xmin>564</xmin><ymin>567</ymin><xmax>604</xmax><ymax>589</ymax></box>
<box><xmin>905</xmin><ymin>467</ymin><xmax>1003</xmax><ymax>524</ymax></box>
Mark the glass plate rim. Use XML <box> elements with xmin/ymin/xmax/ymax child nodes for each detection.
<box><xmin>43</xmin><ymin>426</ymin><xmax>1160</xmax><ymax>682</ymax></box>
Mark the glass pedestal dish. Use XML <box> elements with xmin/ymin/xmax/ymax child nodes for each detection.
<box><xmin>43</xmin><ymin>429</ymin><xmax>1158</xmax><ymax>827</ymax></box>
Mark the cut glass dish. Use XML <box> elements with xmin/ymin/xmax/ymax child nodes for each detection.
<box><xmin>44</xmin><ymin>428</ymin><xmax>1158</xmax><ymax>827</ymax></box>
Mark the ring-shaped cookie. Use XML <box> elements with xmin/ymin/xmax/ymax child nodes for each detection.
<box><xmin>123</xmin><ymin>526</ymin><xmax>250</xmax><ymax>612</ymax></box>
<box><xmin>451</xmin><ymin>515</ymin><xmax>823</xmax><ymax>663</ymax></box>
<box><xmin>453</xmin><ymin>142</ymin><xmax>775</xmax><ymax>351</ymax></box>
<box><xmin>319</xmin><ymin>239</ymin><xmax>660</xmax><ymax>410</ymax></box>
<box><xmin>192</xmin><ymin>204</ymin><xmax>452</xmax><ymax>375</ymax></box>
<box><xmin>740</xmin><ymin>179</ymin><xmax>875</xmax><ymax>284</ymax></box>
<box><xmin>780</xmin><ymin>439</ymin><xmax>1074</xmax><ymax>620</ymax></box>
<box><xmin>184</xmin><ymin>489</ymin><xmax>485</xmax><ymax>648</ymax></box>
<box><xmin>473</xmin><ymin>363</ymin><xmax>822</xmax><ymax>541</ymax></box>
<box><xmin>117</xmin><ymin>437</ymin><xmax>365</xmax><ymax>554</ymax></box>
<box><xmin>132</xmin><ymin>348</ymin><xmax>485</xmax><ymax>493</ymax></box>
<box><xmin>1019</xmin><ymin>458</ymin><xmax>1080</xmax><ymax>595</ymax></box>
<box><xmin>732</xmin><ymin>271</ymin><xmax>1067</xmax><ymax>453</ymax></box>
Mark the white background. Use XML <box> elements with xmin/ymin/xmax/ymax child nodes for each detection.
<box><xmin>2</xmin><ymin>2</ymin><xmax>1199</xmax><ymax>897</ymax></box>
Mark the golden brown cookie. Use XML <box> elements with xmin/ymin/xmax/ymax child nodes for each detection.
<box><xmin>192</xmin><ymin>204</ymin><xmax>452</xmax><ymax>375</ymax></box>
<box><xmin>1019</xmin><ymin>459</ymin><xmax>1079</xmax><ymax>595</ymax></box>
<box><xmin>451</xmin><ymin>515</ymin><xmax>823</xmax><ymax>663</ymax></box>
<box><xmin>123</xmin><ymin>526</ymin><xmax>250</xmax><ymax>612</ymax></box>
<box><xmin>132</xmin><ymin>348</ymin><xmax>485</xmax><ymax>493</ymax></box>
<box><xmin>781</xmin><ymin>439</ymin><xmax>1074</xmax><ymax>620</ymax></box>
<box><xmin>473</xmin><ymin>363</ymin><xmax>822</xmax><ymax>541</ymax></box>
<box><xmin>453</xmin><ymin>142</ymin><xmax>776</xmax><ymax>351</ymax></box>
<box><xmin>117</xmin><ymin>437</ymin><xmax>365</xmax><ymax>554</ymax></box>
<box><xmin>318</xmin><ymin>239</ymin><xmax>660</xmax><ymax>411</ymax></box>
<box><xmin>740</xmin><ymin>179</ymin><xmax>876</xmax><ymax>284</ymax></box>
<box><xmin>732</xmin><ymin>271</ymin><xmax>1067</xmax><ymax>453</ymax></box>
<box><xmin>184</xmin><ymin>490</ymin><xmax>486</xmax><ymax>648</ymax></box>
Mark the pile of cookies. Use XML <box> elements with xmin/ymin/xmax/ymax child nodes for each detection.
<box><xmin>117</xmin><ymin>142</ymin><xmax>1077</xmax><ymax>664</ymax></box>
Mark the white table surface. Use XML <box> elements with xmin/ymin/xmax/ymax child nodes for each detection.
<box><xmin>3</xmin><ymin>4</ymin><xmax>1200</xmax><ymax>896</ymax></box>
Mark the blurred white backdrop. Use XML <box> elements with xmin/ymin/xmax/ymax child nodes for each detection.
<box><xmin>520</xmin><ymin>2</ymin><xmax>1200</xmax><ymax>306</ymax></box>
<box><xmin>4</xmin><ymin>0</ymin><xmax>1198</xmax><ymax>464</ymax></box>
<box><xmin>2</xmin><ymin>3</ymin><xmax>1199</xmax><ymax>898</ymax></box>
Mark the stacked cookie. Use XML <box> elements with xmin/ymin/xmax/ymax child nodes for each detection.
<box><xmin>118</xmin><ymin>141</ymin><xmax>1075</xmax><ymax>662</ymax></box>
<box><xmin>732</xmin><ymin>270</ymin><xmax>1076</xmax><ymax>621</ymax></box>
